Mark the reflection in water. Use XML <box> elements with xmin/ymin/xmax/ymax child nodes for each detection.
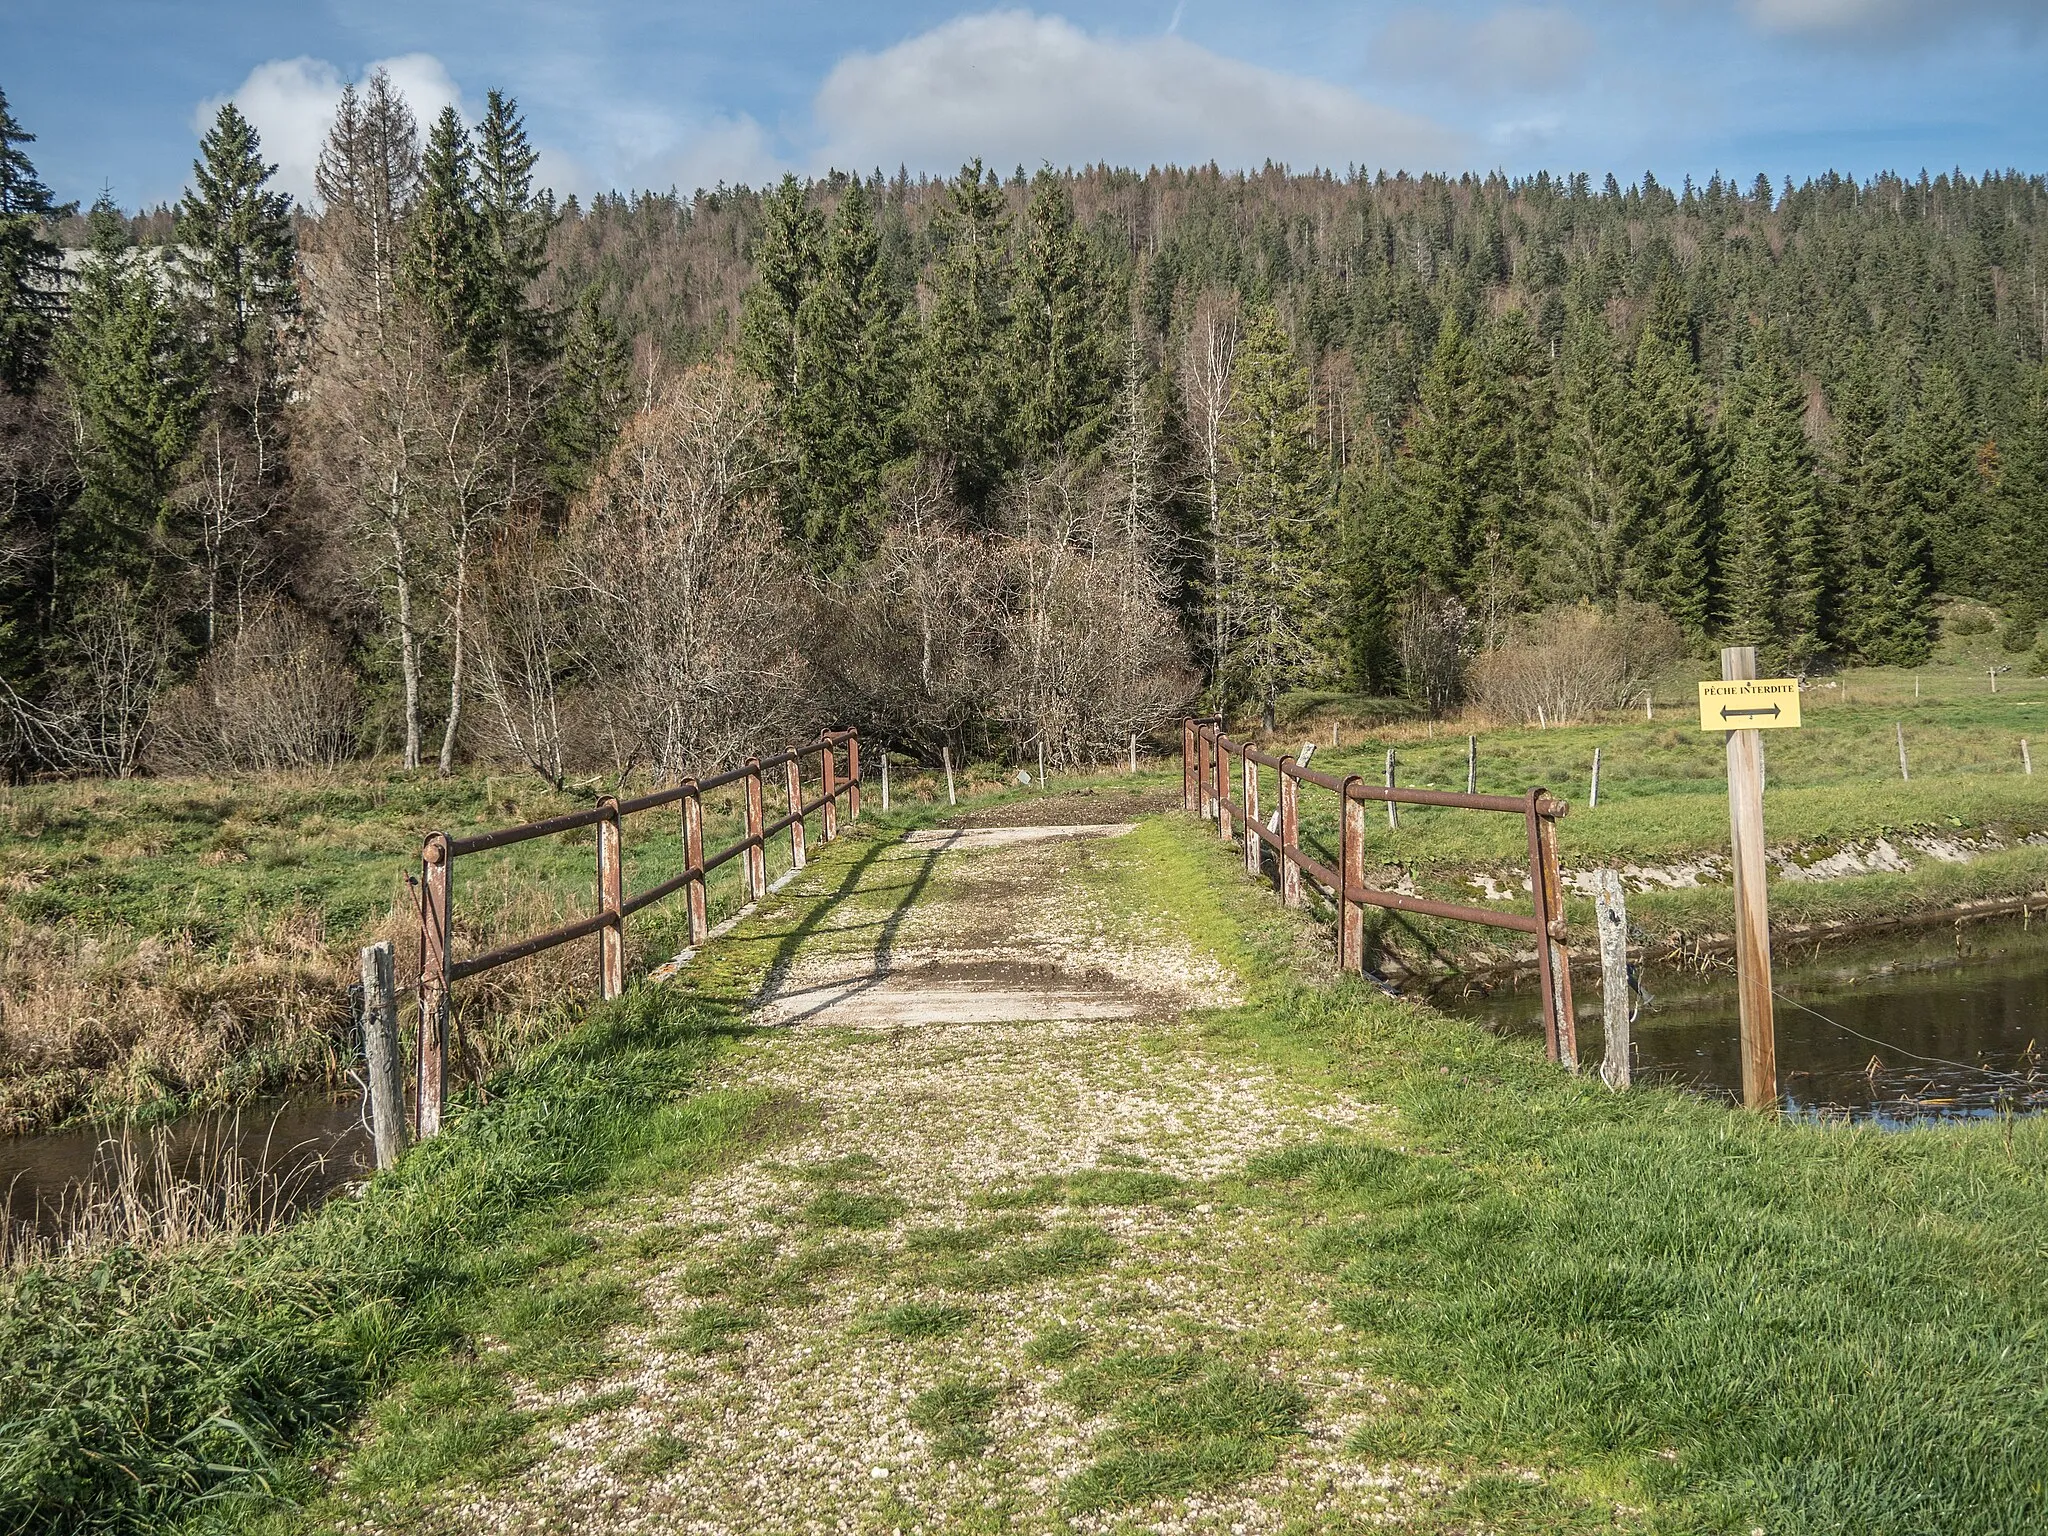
<box><xmin>1430</xmin><ymin>916</ymin><xmax>2048</xmax><ymax>1126</ymax></box>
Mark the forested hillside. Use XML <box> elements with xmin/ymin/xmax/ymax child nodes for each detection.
<box><xmin>4</xmin><ymin>70</ymin><xmax>2046</xmax><ymax>781</ymax></box>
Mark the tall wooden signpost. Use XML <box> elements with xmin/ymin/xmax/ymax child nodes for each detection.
<box><xmin>1699</xmin><ymin>650</ymin><xmax>1801</xmax><ymax>1111</ymax></box>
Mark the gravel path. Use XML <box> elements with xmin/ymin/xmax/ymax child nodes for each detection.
<box><xmin>411</xmin><ymin>822</ymin><xmax>1437</xmax><ymax>1535</ymax></box>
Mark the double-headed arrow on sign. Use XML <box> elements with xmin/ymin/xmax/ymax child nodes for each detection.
<box><xmin>1720</xmin><ymin>703</ymin><xmax>1781</xmax><ymax>722</ymax></box>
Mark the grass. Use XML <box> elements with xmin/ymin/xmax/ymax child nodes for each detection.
<box><xmin>909</xmin><ymin>1375</ymin><xmax>1003</xmax><ymax>1461</ymax></box>
<box><xmin>1091</xmin><ymin>812</ymin><xmax>2048</xmax><ymax>1534</ymax></box>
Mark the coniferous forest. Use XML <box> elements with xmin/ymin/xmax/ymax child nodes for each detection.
<box><xmin>5</xmin><ymin>71</ymin><xmax>2048</xmax><ymax>780</ymax></box>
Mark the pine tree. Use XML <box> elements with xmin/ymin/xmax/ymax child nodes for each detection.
<box><xmin>403</xmin><ymin>105</ymin><xmax>486</xmax><ymax>360</ymax></box>
<box><xmin>791</xmin><ymin>177</ymin><xmax>908</xmax><ymax>570</ymax></box>
<box><xmin>171</xmin><ymin>103</ymin><xmax>296</xmax><ymax>373</ymax></box>
<box><xmin>0</xmin><ymin>84</ymin><xmax>62</xmax><ymax>396</ymax></box>
<box><xmin>56</xmin><ymin>200</ymin><xmax>198</xmax><ymax>618</ymax></box>
<box><xmin>1009</xmin><ymin>172</ymin><xmax>1117</xmax><ymax>465</ymax></box>
<box><xmin>1626</xmin><ymin>322</ymin><xmax>1714</xmax><ymax>638</ymax></box>
<box><xmin>910</xmin><ymin>161</ymin><xmax>1013</xmax><ymax>517</ymax></box>
<box><xmin>1398</xmin><ymin>308</ymin><xmax>1511</xmax><ymax>593</ymax></box>
<box><xmin>544</xmin><ymin>283</ymin><xmax>631</xmax><ymax>501</ymax></box>
<box><xmin>1217</xmin><ymin>301</ymin><xmax>1338</xmax><ymax>724</ymax></box>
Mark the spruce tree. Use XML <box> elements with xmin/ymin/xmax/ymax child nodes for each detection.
<box><xmin>910</xmin><ymin>161</ymin><xmax>1014</xmax><ymax>517</ymax></box>
<box><xmin>1009</xmin><ymin>172</ymin><xmax>1117</xmax><ymax>465</ymax></box>
<box><xmin>403</xmin><ymin>105</ymin><xmax>486</xmax><ymax>360</ymax></box>
<box><xmin>1541</xmin><ymin>312</ymin><xmax>1636</xmax><ymax>606</ymax></box>
<box><xmin>1626</xmin><ymin>322</ymin><xmax>1714</xmax><ymax>638</ymax></box>
<box><xmin>544</xmin><ymin>284</ymin><xmax>631</xmax><ymax>501</ymax></box>
<box><xmin>1398</xmin><ymin>308</ymin><xmax>1510</xmax><ymax>592</ymax></box>
<box><xmin>0</xmin><ymin>84</ymin><xmax>62</xmax><ymax>396</ymax></box>
<box><xmin>1994</xmin><ymin>366</ymin><xmax>2048</xmax><ymax>637</ymax></box>
<box><xmin>1719</xmin><ymin>336</ymin><xmax>1828</xmax><ymax>668</ymax></box>
<box><xmin>471</xmin><ymin>91</ymin><xmax>552</xmax><ymax>363</ymax></box>
<box><xmin>1903</xmin><ymin>363</ymin><xmax>1983</xmax><ymax>595</ymax></box>
<box><xmin>171</xmin><ymin>103</ymin><xmax>296</xmax><ymax>373</ymax></box>
<box><xmin>1217</xmin><ymin>300</ymin><xmax>1338</xmax><ymax>724</ymax></box>
<box><xmin>791</xmin><ymin>177</ymin><xmax>908</xmax><ymax>570</ymax></box>
<box><xmin>738</xmin><ymin>174</ymin><xmax>821</xmax><ymax>399</ymax></box>
<box><xmin>1829</xmin><ymin>346</ymin><xmax>1933</xmax><ymax>664</ymax></box>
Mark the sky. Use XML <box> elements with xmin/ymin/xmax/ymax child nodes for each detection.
<box><xmin>4</xmin><ymin>0</ymin><xmax>2046</xmax><ymax>211</ymax></box>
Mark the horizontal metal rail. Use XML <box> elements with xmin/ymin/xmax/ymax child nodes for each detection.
<box><xmin>412</xmin><ymin>730</ymin><xmax>863</xmax><ymax>1141</ymax></box>
<box><xmin>1184</xmin><ymin>718</ymin><xmax>1576</xmax><ymax>1070</ymax></box>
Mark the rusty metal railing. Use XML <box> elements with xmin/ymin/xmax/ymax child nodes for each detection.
<box><xmin>1182</xmin><ymin>718</ymin><xmax>1576</xmax><ymax>1067</ymax></box>
<box><xmin>412</xmin><ymin>729</ymin><xmax>861</xmax><ymax>1136</ymax></box>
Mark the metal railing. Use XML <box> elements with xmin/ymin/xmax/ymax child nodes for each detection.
<box><xmin>412</xmin><ymin>729</ymin><xmax>861</xmax><ymax>1135</ymax></box>
<box><xmin>1183</xmin><ymin>717</ymin><xmax>1577</xmax><ymax>1066</ymax></box>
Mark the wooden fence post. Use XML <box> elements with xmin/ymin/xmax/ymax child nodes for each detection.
<box><xmin>597</xmin><ymin>798</ymin><xmax>624</xmax><ymax>1000</ymax></box>
<box><xmin>744</xmin><ymin>760</ymin><xmax>766</xmax><ymax>898</ymax></box>
<box><xmin>942</xmin><ymin>745</ymin><xmax>956</xmax><ymax>807</ymax></box>
<box><xmin>2024</xmin><ymin>739</ymin><xmax>2034</xmax><ymax>776</ymax></box>
<box><xmin>1724</xmin><ymin>646</ymin><xmax>1778</xmax><ymax>1111</ymax></box>
<box><xmin>1590</xmin><ymin>746</ymin><xmax>1603</xmax><ymax>808</ymax></box>
<box><xmin>1129</xmin><ymin>733</ymin><xmax>1138</xmax><ymax>775</ymax></box>
<box><xmin>1038</xmin><ymin>737</ymin><xmax>1046</xmax><ymax>791</ymax></box>
<box><xmin>1279</xmin><ymin>765</ymin><xmax>1301</xmax><ymax>908</ymax></box>
<box><xmin>881</xmin><ymin>749</ymin><xmax>890</xmax><ymax>812</ymax></box>
<box><xmin>1339</xmin><ymin>779</ymin><xmax>1366</xmax><ymax>973</ymax></box>
<box><xmin>847</xmin><ymin>731</ymin><xmax>862</xmax><ymax>821</ymax></box>
<box><xmin>1182</xmin><ymin>719</ymin><xmax>1196</xmax><ymax>810</ymax></box>
<box><xmin>1242</xmin><ymin>752</ymin><xmax>1260</xmax><ymax>880</ymax></box>
<box><xmin>821</xmin><ymin>742</ymin><xmax>839</xmax><ymax>842</ymax></box>
<box><xmin>1467</xmin><ymin>734</ymin><xmax>1476</xmax><ymax>795</ymax></box>
<box><xmin>784</xmin><ymin>753</ymin><xmax>806</xmax><ymax>870</ymax></box>
<box><xmin>416</xmin><ymin>832</ymin><xmax>451</xmax><ymax>1140</ymax></box>
<box><xmin>1593</xmin><ymin>870</ymin><xmax>1632</xmax><ymax>1091</ymax></box>
<box><xmin>1385</xmin><ymin>749</ymin><xmax>1398</xmax><ymax>829</ymax></box>
<box><xmin>1896</xmin><ymin>722</ymin><xmax>1910</xmax><ymax>781</ymax></box>
<box><xmin>1216</xmin><ymin>734</ymin><xmax>1234</xmax><ymax>842</ymax></box>
<box><xmin>682</xmin><ymin>780</ymin><xmax>707</xmax><ymax>947</ymax></box>
<box><xmin>1197</xmin><ymin>728</ymin><xmax>1213</xmax><ymax>817</ymax></box>
<box><xmin>359</xmin><ymin>940</ymin><xmax>409</xmax><ymax>1170</ymax></box>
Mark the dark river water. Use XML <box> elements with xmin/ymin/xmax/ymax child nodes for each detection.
<box><xmin>1430</xmin><ymin>915</ymin><xmax>2048</xmax><ymax>1126</ymax></box>
<box><xmin>0</xmin><ymin>1092</ymin><xmax>372</xmax><ymax>1233</ymax></box>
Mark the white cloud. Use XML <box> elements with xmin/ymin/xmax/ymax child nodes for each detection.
<box><xmin>813</xmin><ymin>10</ymin><xmax>1463</xmax><ymax>176</ymax></box>
<box><xmin>1371</xmin><ymin>6</ymin><xmax>1595</xmax><ymax>94</ymax></box>
<box><xmin>197</xmin><ymin>53</ymin><xmax>464</xmax><ymax>206</ymax></box>
<box><xmin>1735</xmin><ymin>0</ymin><xmax>2036</xmax><ymax>39</ymax></box>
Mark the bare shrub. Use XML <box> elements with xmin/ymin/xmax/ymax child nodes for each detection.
<box><xmin>566</xmin><ymin>360</ymin><xmax>814</xmax><ymax>779</ymax></box>
<box><xmin>8</xmin><ymin>588</ymin><xmax>170</xmax><ymax>778</ymax></box>
<box><xmin>149</xmin><ymin>602</ymin><xmax>361</xmax><ymax>773</ymax></box>
<box><xmin>1399</xmin><ymin>587</ymin><xmax>1470</xmax><ymax>718</ymax></box>
<box><xmin>465</xmin><ymin>516</ymin><xmax>575</xmax><ymax>788</ymax></box>
<box><xmin>1468</xmin><ymin>599</ymin><xmax>1685</xmax><ymax>724</ymax></box>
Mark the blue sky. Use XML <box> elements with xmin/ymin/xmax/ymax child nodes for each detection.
<box><xmin>5</xmin><ymin>1</ymin><xmax>2045</xmax><ymax>210</ymax></box>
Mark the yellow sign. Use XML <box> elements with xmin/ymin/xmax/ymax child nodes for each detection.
<box><xmin>1698</xmin><ymin>678</ymin><xmax>1802</xmax><ymax>731</ymax></box>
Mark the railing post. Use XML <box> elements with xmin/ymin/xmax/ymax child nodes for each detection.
<box><xmin>1182</xmin><ymin>719</ymin><xmax>1196</xmax><ymax>811</ymax></box>
<box><xmin>416</xmin><ymin>832</ymin><xmax>451</xmax><ymax>1140</ymax></box>
<box><xmin>785</xmin><ymin>752</ymin><xmax>806</xmax><ymax>870</ymax></box>
<box><xmin>597</xmin><ymin>796</ymin><xmax>624</xmax><ymax>1000</ymax></box>
<box><xmin>1242</xmin><ymin>752</ymin><xmax>1260</xmax><ymax>880</ymax></box>
<box><xmin>1526</xmin><ymin>789</ymin><xmax>1576</xmax><ymax>1069</ymax></box>
<box><xmin>847</xmin><ymin>730</ymin><xmax>862</xmax><ymax>822</ymax></box>
<box><xmin>1279</xmin><ymin>765</ymin><xmax>1301</xmax><ymax>907</ymax></box>
<box><xmin>1197</xmin><ymin>726</ymin><xmax>1213</xmax><ymax>818</ymax></box>
<box><xmin>1217</xmin><ymin>734</ymin><xmax>1233</xmax><ymax>842</ymax></box>
<box><xmin>359</xmin><ymin>940</ymin><xmax>409</xmax><ymax>1171</ymax></box>
<box><xmin>822</xmin><ymin>739</ymin><xmax>839</xmax><ymax>842</ymax></box>
<box><xmin>682</xmin><ymin>779</ymin><xmax>707</xmax><ymax>946</ymax></box>
<box><xmin>745</xmin><ymin>758</ymin><xmax>766</xmax><ymax>899</ymax></box>
<box><xmin>1339</xmin><ymin>778</ymin><xmax>1365</xmax><ymax>973</ymax></box>
<box><xmin>1541</xmin><ymin>801</ymin><xmax>1577</xmax><ymax>1070</ymax></box>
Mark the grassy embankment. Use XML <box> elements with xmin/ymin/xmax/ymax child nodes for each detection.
<box><xmin>0</xmin><ymin>757</ymin><xmax>1017</xmax><ymax>1133</ymax></box>
<box><xmin>1244</xmin><ymin>659</ymin><xmax>2048</xmax><ymax>972</ymax></box>
<box><xmin>12</xmin><ymin>806</ymin><xmax>2039</xmax><ymax>1533</ymax></box>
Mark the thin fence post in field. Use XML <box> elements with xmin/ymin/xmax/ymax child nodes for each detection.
<box><xmin>820</xmin><ymin>743</ymin><xmax>838</xmax><ymax>843</ymax></box>
<box><xmin>1038</xmin><ymin>737</ymin><xmax>1046</xmax><ymax>792</ymax></box>
<box><xmin>942</xmin><ymin>745</ymin><xmax>956</xmax><ymax>807</ymax></box>
<box><xmin>881</xmin><ymin>749</ymin><xmax>890</xmax><ymax>813</ymax></box>
<box><xmin>1646</xmin><ymin>690</ymin><xmax>1653</xmax><ymax>720</ymax></box>
<box><xmin>744</xmin><ymin>760</ymin><xmax>766</xmax><ymax>898</ymax></box>
<box><xmin>847</xmin><ymin>731</ymin><xmax>862</xmax><ymax>821</ymax></box>
<box><xmin>1339</xmin><ymin>780</ymin><xmax>1366</xmax><ymax>973</ymax></box>
<box><xmin>1330</xmin><ymin>721</ymin><xmax>1338</xmax><ymax>748</ymax></box>
<box><xmin>1896</xmin><ymin>722</ymin><xmax>1910</xmax><ymax>781</ymax></box>
<box><xmin>1279</xmin><ymin>765</ymin><xmax>1301</xmax><ymax>907</ymax></box>
<box><xmin>1242</xmin><ymin>751</ymin><xmax>1260</xmax><ymax>881</ymax></box>
<box><xmin>1991</xmin><ymin>667</ymin><xmax>1998</xmax><ymax>694</ymax></box>
<box><xmin>1385</xmin><ymin>749</ymin><xmax>1398</xmax><ymax>829</ymax></box>
<box><xmin>682</xmin><ymin>780</ymin><xmax>707</xmax><ymax>946</ymax></box>
<box><xmin>1534</xmin><ymin>796</ymin><xmax>1577</xmax><ymax>1069</ymax></box>
<box><xmin>416</xmin><ymin>833</ymin><xmax>451</xmax><ymax>1140</ymax></box>
<box><xmin>784</xmin><ymin>752</ymin><xmax>806</xmax><ymax>871</ymax></box>
<box><xmin>359</xmin><ymin>940</ymin><xmax>409</xmax><ymax>1170</ymax></box>
<box><xmin>2024</xmin><ymin>739</ymin><xmax>2034</xmax><ymax>776</ymax></box>
<box><xmin>1593</xmin><ymin>871</ymin><xmax>1632</xmax><ymax>1091</ymax></box>
<box><xmin>1467</xmin><ymin>734</ymin><xmax>1477</xmax><ymax>795</ymax></box>
<box><xmin>1129</xmin><ymin>732</ymin><xmax>1137</xmax><ymax>776</ymax></box>
<box><xmin>597</xmin><ymin>798</ymin><xmax>624</xmax><ymax>1000</ymax></box>
<box><xmin>1216</xmin><ymin>735</ymin><xmax>1234</xmax><ymax>842</ymax></box>
<box><xmin>1537</xmin><ymin>704</ymin><xmax>1547</xmax><ymax>728</ymax></box>
<box><xmin>1590</xmin><ymin>746</ymin><xmax>1603</xmax><ymax>808</ymax></box>
<box><xmin>1181</xmin><ymin>719</ymin><xmax>1196</xmax><ymax>809</ymax></box>
<box><xmin>1198</xmin><ymin>728</ymin><xmax>1213</xmax><ymax>818</ymax></box>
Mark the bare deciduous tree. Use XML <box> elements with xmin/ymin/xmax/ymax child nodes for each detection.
<box><xmin>466</xmin><ymin>515</ymin><xmax>574</xmax><ymax>789</ymax></box>
<box><xmin>149</xmin><ymin>600</ymin><xmax>360</xmax><ymax>772</ymax></box>
<box><xmin>1178</xmin><ymin>287</ymin><xmax>1239</xmax><ymax>683</ymax></box>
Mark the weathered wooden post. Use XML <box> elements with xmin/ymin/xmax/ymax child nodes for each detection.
<box><xmin>820</xmin><ymin>743</ymin><xmax>838</xmax><ymax>843</ymax></box>
<box><xmin>1721</xmin><ymin>646</ymin><xmax>1778</xmax><ymax>1111</ymax></box>
<box><xmin>359</xmin><ymin>940</ymin><xmax>409</xmax><ymax>1170</ymax></box>
<box><xmin>1182</xmin><ymin>719</ymin><xmax>1196</xmax><ymax>810</ymax></box>
<box><xmin>1532</xmin><ymin>795</ymin><xmax>1577</xmax><ymax>1070</ymax></box>
<box><xmin>1896</xmin><ymin>722</ymin><xmax>1910</xmax><ymax>782</ymax></box>
<box><xmin>1037</xmin><ymin>738</ymin><xmax>1046</xmax><ymax>791</ymax></box>
<box><xmin>880</xmin><ymin>749</ymin><xmax>891</xmax><ymax>812</ymax></box>
<box><xmin>1590</xmin><ymin>746</ymin><xmax>1603</xmax><ymax>809</ymax></box>
<box><xmin>744</xmin><ymin>759</ymin><xmax>766</xmax><ymax>898</ymax></box>
<box><xmin>1339</xmin><ymin>778</ymin><xmax>1366</xmax><ymax>973</ymax></box>
<box><xmin>1278</xmin><ymin>763</ymin><xmax>1301</xmax><ymax>908</ymax></box>
<box><xmin>942</xmin><ymin>745</ymin><xmax>956</xmax><ymax>807</ymax></box>
<box><xmin>681</xmin><ymin>779</ymin><xmax>707</xmax><ymax>946</ymax></box>
<box><xmin>2024</xmin><ymin>739</ymin><xmax>2034</xmax><ymax>776</ymax></box>
<box><xmin>1129</xmin><ymin>733</ymin><xmax>1138</xmax><ymax>775</ymax></box>
<box><xmin>1385</xmin><ymin>749</ymin><xmax>1398</xmax><ymax>829</ymax></box>
<box><xmin>416</xmin><ymin>832</ymin><xmax>451</xmax><ymax>1140</ymax></box>
<box><xmin>847</xmin><ymin>731</ymin><xmax>861</xmax><ymax>821</ymax></box>
<box><xmin>784</xmin><ymin>753</ymin><xmax>806</xmax><ymax>870</ymax></box>
<box><xmin>1467</xmin><ymin>734</ymin><xmax>1477</xmax><ymax>795</ymax></box>
<box><xmin>1592</xmin><ymin>870</ymin><xmax>1632</xmax><ymax>1091</ymax></box>
<box><xmin>1216</xmin><ymin>734</ymin><xmax>1234</xmax><ymax>842</ymax></box>
<box><xmin>597</xmin><ymin>798</ymin><xmax>624</xmax><ymax>1000</ymax></box>
<box><xmin>1242</xmin><ymin>752</ymin><xmax>1260</xmax><ymax>880</ymax></box>
<box><xmin>1645</xmin><ymin>690</ymin><xmax>1654</xmax><ymax>720</ymax></box>
<box><xmin>1198</xmin><ymin>728</ymin><xmax>1214</xmax><ymax>818</ymax></box>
